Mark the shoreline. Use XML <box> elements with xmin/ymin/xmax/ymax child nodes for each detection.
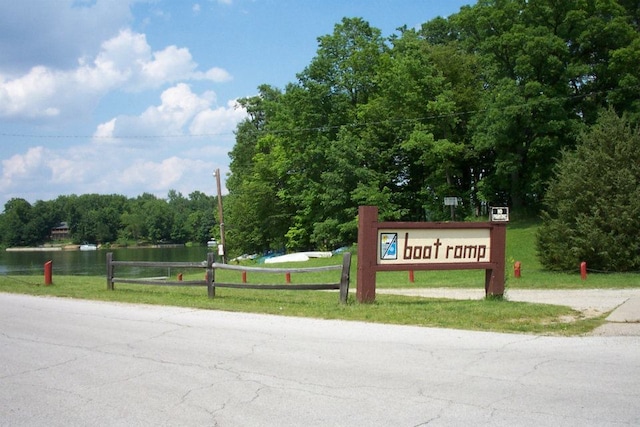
<box><xmin>5</xmin><ymin>243</ymin><xmax>186</xmax><ymax>252</ymax></box>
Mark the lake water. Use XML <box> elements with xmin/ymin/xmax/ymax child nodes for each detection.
<box><xmin>0</xmin><ymin>246</ymin><xmax>216</xmax><ymax>278</ymax></box>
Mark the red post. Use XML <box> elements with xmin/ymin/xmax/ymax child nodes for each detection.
<box><xmin>409</xmin><ymin>270</ymin><xmax>415</xmax><ymax>283</ymax></box>
<box><xmin>514</xmin><ymin>261</ymin><xmax>521</xmax><ymax>278</ymax></box>
<box><xmin>177</xmin><ymin>273</ymin><xmax>183</xmax><ymax>281</ymax></box>
<box><xmin>44</xmin><ymin>261</ymin><xmax>53</xmax><ymax>285</ymax></box>
<box><xmin>242</xmin><ymin>271</ymin><xmax>247</xmax><ymax>283</ymax></box>
<box><xmin>285</xmin><ymin>272</ymin><xmax>291</xmax><ymax>283</ymax></box>
<box><xmin>581</xmin><ymin>262</ymin><xmax>587</xmax><ymax>280</ymax></box>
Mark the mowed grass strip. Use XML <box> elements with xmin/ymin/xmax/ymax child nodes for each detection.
<box><xmin>0</xmin><ymin>273</ymin><xmax>604</xmax><ymax>336</ymax></box>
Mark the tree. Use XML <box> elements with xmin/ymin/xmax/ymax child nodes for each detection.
<box><xmin>451</xmin><ymin>0</ymin><xmax>639</xmax><ymax>211</ymax></box>
<box><xmin>223</xmin><ymin>5</ymin><xmax>640</xmax><ymax>256</ymax></box>
<box><xmin>537</xmin><ymin>109</ymin><xmax>640</xmax><ymax>271</ymax></box>
<box><xmin>0</xmin><ymin>198</ymin><xmax>34</xmax><ymax>247</ymax></box>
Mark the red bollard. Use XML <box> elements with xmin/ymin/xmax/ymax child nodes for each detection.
<box><xmin>580</xmin><ymin>261</ymin><xmax>587</xmax><ymax>280</ymax></box>
<box><xmin>285</xmin><ymin>272</ymin><xmax>291</xmax><ymax>283</ymax></box>
<box><xmin>44</xmin><ymin>260</ymin><xmax>53</xmax><ymax>285</ymax></box>
<box><xmin>242</xmin><ymin>271</ymin><xmax>247</xmax><ymax>283</ymax></box>
<box><xmin>514</xmin><ymin>261</ymin><xmax>521</xmax><ymax>278</ymax></box>
<box><xmin>177</xmin><ymin>273</ymin><xmax>183</xmax><ymax>281</ymax></box>
<box><xmin>409</xmin><ymin>270</ymin><xmax>415</xmax><ymax>283</ymax></box>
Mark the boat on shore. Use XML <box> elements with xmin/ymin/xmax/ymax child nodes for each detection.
<box><xmin>264</xmin><ymin>251</ymin><xmax>333</xmax><ymax>264</ymax></box>
<box><xmin>79</xmin><ymin>244</ymin><xmax>98</xmax><ymax>251</ymax></box>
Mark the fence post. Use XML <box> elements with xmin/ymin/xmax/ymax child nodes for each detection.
<box><xmin>207</xmin><ymin>252</ymin><xmax>215</xmax><ymax>298</ymax></box>
<box><xmin>580</xmin><ymin>261</ymin><xmax>587</xmax><ymax>280</ymax></box>
<box><xmin>339</xmin><ymin>252</ymin><xmax>352</xmax><ymax>304</ymax></box>
<box><xmin>106</xmin><ymin>252</ymin><xmax>114</xmax><ymax>290</ymax></box>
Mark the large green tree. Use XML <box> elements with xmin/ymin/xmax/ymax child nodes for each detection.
<box><xmin>451</xmin><ymin>0</ymin><xmax>639</xmax><ymax>210</ymax></box>
<box><xmin>537</xmin><ymin>109</ymin><xmax>640</xmax><ymax>271</ymax></box>
<box><xmin>223</xmin><ymin>2</ymin><xmax>640</xmax><ymax>256</ymax></box>
<box><xmin>0</xmin><ymin>198</ymin><xmax>35</xmax><ymax>247</ymax></box>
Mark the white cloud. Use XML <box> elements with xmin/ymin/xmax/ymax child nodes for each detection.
<box><xmin>0</xmin><ymin>29</ymin><xmax>232</xmax><ymax>120</ymax></box>
<box><xmin>119</xmin><ymin>157</ymin><xmax>191</xmax><ymax>190</ymax></box>
<box><xmin>0</xmin><ymin>137</ymin><xmax>232</xmax><ymax>205</ymax></box>
<box><xmin>0</xmin><ymin>147</ymin><xmax>46</xmax><ymax>186</ymax></box>
<box><xmin>94</xmin><ymin>83</ymin><xmax>246</xmax><ymax>140</ymax></box>
<box><xmin>0</xmin><ymin>67</ymin><xmax>60</xmax><ymax>118</ymax></box>
<box><xmin>190</xmin><ymin>99</ymin><xmax>247</xmax><ymax>135</ymax></box>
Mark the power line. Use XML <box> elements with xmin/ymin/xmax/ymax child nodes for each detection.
<box><xmin>0</xmin><ymin>85</ymin><xmax>635</xmax><ymax>141</ymax></box>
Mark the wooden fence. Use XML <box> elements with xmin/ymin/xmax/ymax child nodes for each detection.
<box><xmin>106</xmin><ymin>252</ymin><xmax>351</xmax><ymax>303</ymax></box>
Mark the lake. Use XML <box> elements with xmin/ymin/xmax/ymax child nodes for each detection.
<box><xmin>0</xmin><ymin>246</ymin><xmax>216</xmax><ymax>278</ymax></box>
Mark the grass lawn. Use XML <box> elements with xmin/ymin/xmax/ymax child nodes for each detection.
<box><xmin>1</xmin><ymin>220</ymin><xmax>637</xmax><ymax>335</ymax></box>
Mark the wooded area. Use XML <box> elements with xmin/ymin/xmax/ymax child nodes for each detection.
<box><xmin>225</xmin><ymin>0</ymin><xmax>640</xmax><ymax>254</ymax></box>
<box><xmin>0</xmin><ymin>191</ymin><xmax>217</xmax><ymax>248</ymax></box>
<box><xmin>2</xmin><ymin>1</ymin><xmax>640</xmax><ymax>264</ymax></box>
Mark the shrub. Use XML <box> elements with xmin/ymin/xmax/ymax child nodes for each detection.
<box><xmin>537</xmin><ymin>109</ymin><xmax>640</xmax><ymax>271</ymax></box>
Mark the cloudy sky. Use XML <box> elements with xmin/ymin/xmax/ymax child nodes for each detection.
<box><xmin>0</xmin><ymin>0</ymin><xmax>472</xmax><ymax>209</ymax></box>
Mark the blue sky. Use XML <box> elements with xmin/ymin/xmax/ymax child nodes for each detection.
<box><xmin>0</xmin><ymin>0</ymin><xmax>472</xmax><ymax>209</ymax></box>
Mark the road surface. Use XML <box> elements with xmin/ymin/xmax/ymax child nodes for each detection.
<box><xmin>1</xmin><ymin>293</ymin><xmax>638</xmax><ymax>426</ymax></box>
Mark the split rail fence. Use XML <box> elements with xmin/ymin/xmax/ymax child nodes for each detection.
<box><xmin>106</xmin><ymin>252</ymin><xmax>351</xmax><ymax>303</ymax></box>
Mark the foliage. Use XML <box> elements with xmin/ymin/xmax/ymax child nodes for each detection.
<box><xmin>537</xmin><ymin>109</ymin><xmax>640</xmax><ymax>272</ymax></box>
<box><xmin>3</xmin><ymin>1</ymin><xmax>640</xmax><ymax>267</ymax></box>
<box><xmin>0</xmin><ymin>191</ymin><xmax>218</xmax><ymax>247</ymax></box>
<box><xmin>226</xmin><ymin>1</ymin><xmax>640</xmax><ymax>255</ymax></box>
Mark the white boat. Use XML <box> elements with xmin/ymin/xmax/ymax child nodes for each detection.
<box><xmin>79</xmin><ymin>244</ymin><xmax>97</xmax><ymax>251</ymax></box>
<box><xmin>264</xmin><ymin>253</ymin><xmax>310</xmax><ymax>264</ymax></box>
<box><xmin>299</xmin><ymin>251</ymin><xmax>332</xmax><ymax>258</ymax></box>
<box><xmin>263</xmin><ymin>251</ymin><xmax>333</xmax><ymax>264</ymax></box>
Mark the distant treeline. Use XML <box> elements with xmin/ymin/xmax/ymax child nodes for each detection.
<box><xmin>0</xmin><ymin>191</ymin><xmax>218</xmax><ymax>248</ymax></box>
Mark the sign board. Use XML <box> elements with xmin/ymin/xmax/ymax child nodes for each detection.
<box><xmin>357</xmin><ymin>206</ymin><xmax>507</xmax><ymax>303</ymax></box>
<box><xmin>491</xmin><ymin>207</ymin><xmax>509</xmax><ymax>222</ymax></box>
<box><xmin>378</xmin><ymin>229</ymin><xmax>490</xmax><ymax>265</ymax></box>
<box><xmin>444</xmin><ymin>197</ymin><xmax>459</xmax><ymax>206</ymax></box>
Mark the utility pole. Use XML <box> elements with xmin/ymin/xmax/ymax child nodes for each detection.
<box><xmin>213</xmin><ymin>169</ymin><xmax>226</xmax><ymax>263</ymax></box>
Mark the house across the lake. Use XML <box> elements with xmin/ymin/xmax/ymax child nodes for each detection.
<box><xmin>51</xmin><ymin>222</ymin><xmax>70</xmax><ymax>241</ymax></box>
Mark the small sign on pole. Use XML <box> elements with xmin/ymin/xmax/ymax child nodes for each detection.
<box><xmin>444</xmin><ymin>197</ymin><xmax>460</xmax><ymax>220</ymax></box>
<box><xmin>491</xmin><ymin>207</ymin><xmax>509</xmax><ymax>222</ymax></box>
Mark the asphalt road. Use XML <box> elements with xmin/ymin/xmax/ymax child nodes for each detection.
<box><xmin>1</xmin><ymin>293</ymin><xmax>639</xmax><ymax>426</ymax></box>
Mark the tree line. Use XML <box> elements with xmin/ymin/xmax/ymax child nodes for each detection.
<box><xmin>224</xmin><ymin>0</ymin><xmax>640</xmax><ymax>255</ymax></box>
<box><xmin>3</xmin><ymin>1</ymin><xmax>639</xmax><ymax>269</ymax></box>
<box><xmin>0</xmin><ymin>191</ymin><xmax>218</xmax><ymax>248</ymax></box>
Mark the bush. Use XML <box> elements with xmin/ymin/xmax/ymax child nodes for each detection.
<box><xmin>537</xmin><ymin>109</ymin><xmax>640</xmax><ymax>272</ymax></box>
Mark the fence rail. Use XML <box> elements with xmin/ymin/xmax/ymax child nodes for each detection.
<box><xmin>106</xmin><ymin>252</ymin><xmax>351</xmax><ymax>303</ymax></box>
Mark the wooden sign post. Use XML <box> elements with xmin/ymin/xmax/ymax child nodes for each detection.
<box><xmin>356</xmin><ymin>206</ymin><xmax>507</xmax><ymax>303</ymax></box>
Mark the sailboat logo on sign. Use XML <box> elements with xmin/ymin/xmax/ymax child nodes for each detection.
<box><xmin>380</xmin><ymin>233</ymin><xmax>398</xmax><ymax>260</ymax></box>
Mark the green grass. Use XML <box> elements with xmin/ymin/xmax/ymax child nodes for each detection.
<box><xmin>0</xmin><ymin>274</ymin><xmax>602</xmax><ymax>336</ymax></box>
<box><xmin>1</xmin><ymin>219</ymin><xmax>637</xmax><ymax>336</ymax></box>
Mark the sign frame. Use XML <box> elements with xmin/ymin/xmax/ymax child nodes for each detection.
<box><xmin>356</xmin><ymin>206</ymin><xmax>507</xmax><ymax>303</ymax></box>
